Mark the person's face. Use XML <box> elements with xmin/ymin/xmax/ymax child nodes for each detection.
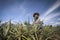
<box><xmin>34</xmin><ymin>15</ymin><xmax>39</xmax><ymax>20</ymax></box>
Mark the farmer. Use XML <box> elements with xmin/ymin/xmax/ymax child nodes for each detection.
<box><xmin>33</xmin><ymin>12</ymin><xmax>43</xmax><ymax>40</ymax></box>
<box><xmin>33</xmin><ymin>12</ymin><xmax>43</xmax><ymax>31</ymax></box>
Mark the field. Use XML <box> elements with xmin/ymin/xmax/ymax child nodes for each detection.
<box><xmin>0</xmin><ymin>20</ymin><xmax>60</xmax><ymax>40</ymax></box>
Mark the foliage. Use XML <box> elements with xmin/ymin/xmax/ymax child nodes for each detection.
<box><xmin>0</xmin><ymin>20</ymin><xmax>60</xmax><ymax>40</ymax></box>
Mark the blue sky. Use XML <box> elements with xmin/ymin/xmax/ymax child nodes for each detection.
<box><xmin>0</xmin><ymin>0</ymin><xmax>60</xmax><ymax>25</ymax></box>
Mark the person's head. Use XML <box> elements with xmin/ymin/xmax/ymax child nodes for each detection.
<box><xmin>33</xmin><ymin>12</ymin><xmax>40</xmax><ymax>20</ymax></box>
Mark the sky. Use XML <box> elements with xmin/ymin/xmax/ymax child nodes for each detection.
<box><xmin>0</xmin><ymin>0</ymin><xmax>60</xmax><ymax>25</ymax></box>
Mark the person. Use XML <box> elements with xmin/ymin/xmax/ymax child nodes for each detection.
<box><xmin>33</xmin><ymin>12</ymin><xmax>43</xmax><ymax>31</ymax></box>
<box><xmin>33</xmin><ymin>12</ymin><xmax>43</xmax><ymax>40</ymax></box>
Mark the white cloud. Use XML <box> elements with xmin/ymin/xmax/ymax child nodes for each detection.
<box><xmin>38</xmin><ymin>0</ymin><xmax>60</xmax><ymax>24</ymax></box>
<box><xmin>43</xmin><ymin>0</ymin><xmax>60</xmax><ymax>17</ymax></box>
<box><xmin>53</xmin><ymin>22</ymin><xmax>60</xmax><ymax>25</ymax></box>
<box><xmin>58</xmin><ymin>18</ymin><xmax>60</xmax><ymax>20</ymax></box>
<box><xmin>44</xmin><ymin>13</ymin><xmax>60</xmax><ymax>21</ymax></box>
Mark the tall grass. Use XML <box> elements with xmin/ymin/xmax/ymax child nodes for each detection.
<box><xmin>0</xmin><ymin>20</ymin><xmax>60</xmax><ymax>40</ymax></box>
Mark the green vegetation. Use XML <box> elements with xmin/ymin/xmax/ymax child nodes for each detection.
<box><xmin>0</xmin><ymin>20</ymin><xmax>60</xmax><ymax>40</ymax></box>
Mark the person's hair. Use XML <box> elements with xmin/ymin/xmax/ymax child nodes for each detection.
<box><xmin>33</xmin><ymin>12</ymin><xmax>39</xmax><ymax>17</ymax></box>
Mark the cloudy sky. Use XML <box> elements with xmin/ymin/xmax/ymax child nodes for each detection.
<box><xmin>0</xmin><ymin>0</ymin><xmax>60</xmax><ymax>25</ymax></box>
